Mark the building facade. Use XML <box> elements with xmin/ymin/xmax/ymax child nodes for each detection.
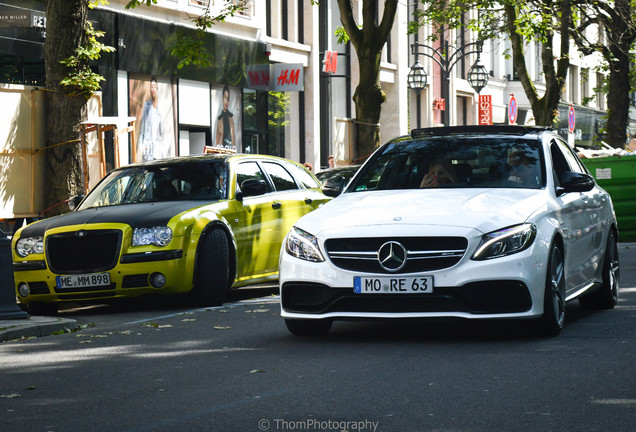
<box><xmin>1</xmin><ymin>0</ymin><xmax>634</xmax><ymax>176</ymax></box>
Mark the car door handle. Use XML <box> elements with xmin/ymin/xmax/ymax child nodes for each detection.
<box><xmin>272</xmin><ymin>202</ymin><xmax>282</xmax><ymax>209</ymax></box>
<box><xmin>305</xmin><ymin>198</ymin><xmax>313</xmax><ymax>205</ymax></box>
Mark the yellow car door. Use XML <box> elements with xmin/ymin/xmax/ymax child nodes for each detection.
<box><xmin>229</xmin><ymin>160</ymin><xmax>284</xmax><ymax>282</ymax></box>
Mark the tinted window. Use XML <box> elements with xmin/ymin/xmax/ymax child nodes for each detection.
<box><xmin>262</xmin><ymin>162</ymin><xmax>298</xmax><ymax>191</ymax></box>
<box><xmin>550</xmin><ymin>139</ymin><xmax>588</xmax><ymax>186</ymax></box>
<box><xmin>79</xmin><ymin>161</ymin><xmax>228</xmax><ymax>209</ymax></box>
<box><xmin>236</xmin><ymin>161</ymin><xmax>271</xmax><ymax>193</ymax></box>
<box><xmin>287</xmin><ymin>163</ymin><xmax>321</xmax><ymax>189</ymax></box>
<box><xmin>350</xmin><ymin>136</ymin><xmax>544</xmax><ymax>192</ymax></box>
<box><xmin>555</xmin><ymin>139</ymin><xmax>586</xmax><ymax>173</ymax></box>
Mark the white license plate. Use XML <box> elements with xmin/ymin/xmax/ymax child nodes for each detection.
<box><xmin>354</xmin><ymin>275</ymin><xmax>434</xmax><ymax>294</ymax></box>
<box><xmin>56</xmin><ymin>273</ymin><xmax>111</xmax><ymax>289</ymax></box>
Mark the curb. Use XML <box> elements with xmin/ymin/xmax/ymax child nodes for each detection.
<box><xmin>0</xmin><ymin>316</ymin><xmax>78</xmax><ymax>342</ymax></box>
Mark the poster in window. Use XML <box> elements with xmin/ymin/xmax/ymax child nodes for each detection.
<box><xmin>211</xmin><ymin>84</ymin><xmax>242</xmax><ymax>152</ymax></box>
<box><xmin>129</xmin><ymin>74</ymin><xmax>178</xmax><ymax>162</ymax></box>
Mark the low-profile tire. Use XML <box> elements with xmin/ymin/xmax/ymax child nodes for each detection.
<box><xmin>285</xmin><ymin>318</ymin><xmax>332</xmax><ymax>337</ymax></box>
<box><xmin>192</xmin><ymin>228</ymin><xmax>230</xmax><ymax>307</ymax></box>
<box><xmin>579</xmin><ymin>230</ymin><xmax>619</xmax><ymax>310</ymax></box>
<box><xmin>27</xmin><ymin>302</ymin><xmax>59</xmax><ymax>316</ymax></box>
<box><xmin>537</xmin><ymin>243</ymin><xmax>566</xmax><ymax>337</ymax></box>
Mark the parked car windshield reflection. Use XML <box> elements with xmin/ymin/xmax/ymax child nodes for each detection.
<box><xmin>350</xmin><ymin>136</ymin><xmax>544</xmax><ymax>192</ymax></box>
<box><xmin>79</xmin><ymin>161</ymin><xmax>228</xmax><ymax>209</ymax></box>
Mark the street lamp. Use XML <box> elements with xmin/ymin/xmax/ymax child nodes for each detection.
<box><xmin>467</xmin><ymin>52</ymin><xmax>489</xmax><ymax>94</ymax></box>
<box><xmin>407</xmin><ymin>60</ymin><xmax>428</xmax><ymax>128</ymax></box>
<box><xmin>410</xmin><ymin>39</ymin><xmax>487</xmax><ymax>126</ymax></box>
<box><xmin>407</xmin><ymin>60</ymin><xmax>427</xmax><ymax>94</ymax></box>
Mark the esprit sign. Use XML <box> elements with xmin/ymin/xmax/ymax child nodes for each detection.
<box><xmin>478</xmin><ymin>95</ymin><xmax>493</xmax><ymax>125</ymax></box>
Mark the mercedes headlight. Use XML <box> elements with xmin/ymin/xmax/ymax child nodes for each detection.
<box><xmin>472</xmin><ymin>223</ymin><xmax>536</xmax><ymax>260</ymax></box>
<box><xmin>16</xmin><ymin>236</ymin><xmax>44</xmax><ymax>257</ymax></box>
<box><xmin>286</xmin><ymin>227</ymin><xmax>325</xmax><ymax>262</ymax></box>
<box><xmin>132</xmin><ymin>226</ymin><xmax>173</xmax><ymax>247</ymax></box>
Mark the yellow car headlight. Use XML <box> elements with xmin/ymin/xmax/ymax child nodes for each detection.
<box><xmin>16</xmin><ymin>236</ymin><xmax>44</xmax><ymax>257</ymax></box>
<box><xmin>132</xmin><ymin>227</ymin><xmax>173</xmax><ymax>247</ymax></box>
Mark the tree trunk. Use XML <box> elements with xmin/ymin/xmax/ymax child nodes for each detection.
<box><xmin>605</xmin><ymin>49</ymin><xmax>631</xmax><ymax>148</ymax></box>
<box><xmin>44</xmin><ymin>0</ymin><xmax>89</xmax><ymax>216</ymax></box>
<box><xmin>603</xmin><ymin>0</ymin><xmax>635</xmax><ymax>148</ymax></box>
<box><xmin>505</xmin><ymin>2</ymin><xmax>570</xmax><ymax>127</ymax></box>
<box><xmin>337</xmin><ymin>0</ymin><xmax>398</xmax><ymax>160</ymax></box>
<box><xmin>353</xmin><ymin>49</ymin><xmax>385</xmax><ymax>160</ymax></box>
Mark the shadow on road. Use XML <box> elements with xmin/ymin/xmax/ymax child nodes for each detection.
<box><xmin>285</xmin><ymin>301</ymin><xmax>600</xmax><ymax>344</ymax></box>
<box><xmin>54</xmin><ymin>285</ymin><xmax>279</xmax><ymax>317</ymax></box>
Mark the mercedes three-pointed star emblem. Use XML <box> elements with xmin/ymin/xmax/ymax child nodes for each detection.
<box><xmin>377</xmin><ymin>241</ymin><xmax>407</xmax><ymax>272</ymax></box>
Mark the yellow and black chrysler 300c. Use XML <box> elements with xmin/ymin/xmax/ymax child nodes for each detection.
<box><xmin>13</xmin><ymin>154</ymin><xmax>330</xmax><ymax>314</ymax></box>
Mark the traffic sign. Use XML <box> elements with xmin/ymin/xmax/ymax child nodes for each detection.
<box><xmin>508</xmin><ymin>94</ymin><xmax>518</xmax><ymax>125</ymax></box>
<box><xmin>568</xmin><ymin>105</ymin><xmax>576</xmax><ymax>133</ymax></box>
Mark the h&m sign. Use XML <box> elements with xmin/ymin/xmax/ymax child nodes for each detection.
<box><xmin>246</xmin><ymin>64</ymin><xmax>304</xmax><ymax>91</ymax></box>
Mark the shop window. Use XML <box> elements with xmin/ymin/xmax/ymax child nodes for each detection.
<box><xmin>242</xmin><ymin>89</ymin><xmax>294</xmax><ymax>159</ymax></box>
<box><xmin>581</xmin><ymin>68</ymin><xmax>589</xmax><ymax>105</ymax></box>
<box><xmin>0</xmin><ymin>56</ymin><xmax>45</xmax><ymax>86</ymax></box>
<box><xmin>267</xmin><ymin>91</ymin><xmax>290</xmax><ymax>157</ymax></box>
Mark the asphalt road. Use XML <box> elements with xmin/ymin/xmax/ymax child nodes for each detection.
<box><xmin>1</xmin><ymin>246</ymin><xmax>635</xmax><ymax>432</ymax></box>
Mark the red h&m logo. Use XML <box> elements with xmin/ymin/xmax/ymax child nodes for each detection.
<box><xmin>248</xmin><ymin>70</ymin><xmax>270</xmax><ymax>88</ymax></box>
<box><xmin>277</xmin><ymin>68</ymin><xmax>300</xmax><ymax>86</ymax></box>
<box><xmin>323</xmin><ymin>50</ymin><xmax>338</xmax><ymax>74</ymax></box>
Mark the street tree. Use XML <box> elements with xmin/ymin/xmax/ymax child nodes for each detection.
<box><xmin>336</xmin><ymin>0</ymin><xmax>399</xmax><ymax>159</ymax></box>
<box><xmin>571</xmin><ymin>0</ymin><xmax>636</xmax><ymax>148</ymax></box>
<box><xmin>43</xmin><ymin>0</ymin><xmax>91</xmax><ymax>217</ymax></box>
<box><xmin>413</xmin><ymin>0</ymin><xmax>572</xmax><ymax>126</ymax></box>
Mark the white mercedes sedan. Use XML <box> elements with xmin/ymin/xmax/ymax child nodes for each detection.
<box><xmin>279</xmin><ymin>126</ymin><xmax>619</xmax><ymax>337</ymax></box>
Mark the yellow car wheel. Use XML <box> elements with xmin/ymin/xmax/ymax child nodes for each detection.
<box><xmin>193</xmin><ymin>228</ymin><xmax>230</xmax><ymax>306</ymax></box>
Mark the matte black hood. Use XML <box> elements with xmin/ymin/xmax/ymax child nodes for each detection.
<box><xmin>19</xmin><ymin>201</ymin><xmax>212</xmax><ymax>238</ymax></box>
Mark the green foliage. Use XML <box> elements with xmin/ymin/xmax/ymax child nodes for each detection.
<box><xmin>125</xmin><ymin>0</ymin><xmax>158</xmax><ymax>8</ymax></box>
<box><xmin>169</xmin><ymin>30</ymin><xmax>213</xmax><ymax>69</ymax></box>
<box><xmin>268</xmin><ymin>91</ymin><xmax>290</xmax><ymax>128</ymax></box>
<box><xmin>335</xmin><ymin>26</ymin><xmax>349</xmax><ymax>44</ymax></box>
<box><xmin>59</xmin><ymin>22</ymin><xmax>115</xmax><ymax>99</ymax></box>
<box><xmin>409</xmin><ymin>0</ymin><xmax>554</xmax><ymax>44</ymax></box>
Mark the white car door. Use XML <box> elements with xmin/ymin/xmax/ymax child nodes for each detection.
<box><xmin>550</xmin><ymin>139</ymin><xmax>600</xmax><ymax>291</ymax></box>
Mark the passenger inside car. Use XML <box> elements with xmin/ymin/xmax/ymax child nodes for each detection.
<box><xmin>420</xmin><ymin>159</ymin><xmax>457</xmax><ymax>188</ymax></box>
<box><xmin>508</xmin><ymin>149</ymin><xmax>539</xmax><ymax>187</ymax></box>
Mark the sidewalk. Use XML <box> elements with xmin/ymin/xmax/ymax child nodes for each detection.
<box><xmin>0</xmin><ymin>315</ymin><xmax>77</xmax><ymax>342</ymax></box>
